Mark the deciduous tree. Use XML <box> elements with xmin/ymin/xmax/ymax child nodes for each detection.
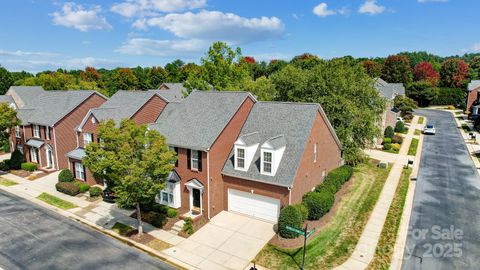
<box><xmin>381</xmin><ymin>55</ymin><xmax>413</xmax><ymax>84</ymax></box>
<box><xmin>362</xmin><ymin>60</ymin><xmax>382</xmax><ymax>78</ymax></box>
<box><xmin>0</xmin><ymin>103</ymin><xmax>19</xmax><ymax>142</ymax></box>
<box><xmin>440</xmin><ymin>59</ymin><xmax>469</xmax><ymax>88</ymax></box>
<box><xmin>413</xmin><ymin>61</ymin><xmax>440</xmax><ymax>86</ymax></box>
<box><xmin>393</xmin><ymin>95</ymin><xmax>418</xmax><ymax>116</ymax></box>
<box><xmin>0</xmin><ymin>67</ymin><xmax>13</xmax><ymax>95</ymax></box>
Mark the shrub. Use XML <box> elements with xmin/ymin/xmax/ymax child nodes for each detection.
<box><xmin>278</xmin><ymin>205</ymin><xmax>304</xmax><ymax>238</ymax></box>
<box><xmin>391</xmin><ymin>143</ymin><xmax>401</xmax><ymax>152</ymax></box>
<box><xmin>303</xmin><ymin>191</ymin><xmax>334</xmax><ymax>220</ymax></box>
<box><xmin>0</xmin><ymin>160</ymin><xmax>10</xmax><ymax>171</ymax></box>
<box><xmin>383</xmin><ymin>143</ymin><xmax>392</xmax><ymax>151</ymax></box>
<box><xmin>392</xmin><ymin>135</ymin><xmax>403</xmax><ymax>144</ymax></box>
<box><xmin>167</xmin><ymin>208</ymin><xmax>178</xmax><ymax>218</ymax></box>
<box><xmin>384</xmin><ymin>126</ymin><xmax>394</xmax><ymax>139</ymax></box>
<box><xmin>74</xmin><ymin>181</ymin><xmax>90</xmax><ymax>193</ymax></box>
<box><xmin>153</xmin><ymin>203</ymin><xmax>168</xmax><ymax>214</ymax></box>
<box><xmin>9</xmin><ymin>149</ymin><xmax>23</xmax><ymax>170</ymax></box>
<box><xmin>58</xmin><ymin>169</ymin><xmax>74</xmax><ymax>182</ymax></box>
<box><xmin>182</xmin><ymin>217</ymin><xmax>194</xmax><ymax>235</ymax></box>
<box><xmin>55</xmin><ymin>182</ymin><xmax>80</xmax><ymax>196</ymax></box>
<box><xmin>21</xmin><ymin>162</ymin><xmax>37</xmax><ymax>172</ymax></box>
<box><xmin>382</xmin><ymin>138</ymin><xmax>392</xmax><ymax>144</ymax></box>
<box><xmin>320</xmin><ymin>165</ymin><xmax>353</xmax><ymax>193</ymax></box>
<box><xmin>89</xmin><ymin>186</ymin><xmax>102</xmax><ymax>197</ymax></box>
<box><xmin>292</xmin><ymin>203</ymin><xmax>308</xmax><ymax>222</ymax></box>
<box><xmin>394</xmin><ymin>121</ymin><xmax>405</xmax><ymax>133</ymax></box>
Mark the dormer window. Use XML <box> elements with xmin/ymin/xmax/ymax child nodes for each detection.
<box><xmin>262</xmin><ymin>151</ymin><xmax>273</xmax><ymax>174</ymax></box>
<box><xmin>235</xmin><ymin>147</ymin><xmax>245</xmax><ymax>169</ymax></box>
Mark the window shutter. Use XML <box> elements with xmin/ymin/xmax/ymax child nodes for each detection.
<box><xmin>174</xmin><ymin>147</ymin><xmax>178</xmax><ymax>167</ymax></box>
<box><xmin>198</xmin><ymin>151</ymin><xmax>203</xmax><ymax>172</ymax></box>
<box><xmin>187</xmin><ymin>149</ymin><xmax>191</xmax><ymax>169</ymax></box>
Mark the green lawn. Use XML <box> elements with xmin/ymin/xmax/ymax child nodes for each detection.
<box><xmin>461</xmin><ymin>124</ymin><xmax>471</xmax><ymax>133</ymax></box>
<box><xmin>418</xmin><ymin>117</ymin><xmax>424</xmax><ymax>124</ymax></box>
<box><xmin>36</xmin><ymin>193</ymin><xmax>77</xmax><ymax>210</ymax></box>
<box><xmin>414</xmin><ymin>129</ymin><xmax>421</xmax><ymax>136</ymax></box>
<box><xmin>0</xmin><ymin>178</ymin><xmax>17</xmax><ymax>186</ymax></box>
<box><xmin>112</xmin><ymin>222</ymin><xmax>135</xmax><ymax>236</ymax></box>
<box><xmin>408</xmin><ymin>138</ymin><xmax>419</xmax><ymax>156</ymax></box>
<box><xmin>399</xmin><ymin>128</ymin><xmax>409</xmax><ymax>135</ymax></box>
<box><xmin>255</xmin><ymin>161</ymin><xmax>391</xmax><ymax>270</ymax></box>
<box><xmin>367</xmin><ymin>168</ymin><xmax>412</xmax><ymax>270</ymax></box>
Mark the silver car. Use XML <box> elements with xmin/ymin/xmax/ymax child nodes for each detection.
<box><xmin>423</xmin><ymin>124</ymin><xmax>436</xmax><ymax>135</ymax></box>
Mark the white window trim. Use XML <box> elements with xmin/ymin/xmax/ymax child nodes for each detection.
<box><xmin>15</xmin><ymin>126</ymin><xmax>21</xmax><ymax>138</ymax></box>
<box><xmin>75</xmin><ymin>162</ymin><xmax>85</xmax><ymax>181</ymax></box>
<box><xmin>45</xmin><ymin>127</ymin><xmax>50</xmax><ymax>140</ymax></box>
<box><xmin>83</xmin><ymin>133</ymin><xmax>93</xmax><ymax>146</ymax></box>
<box><xmin>46</xmin><ymin>146</ymin><xmax>54</xmax><ymax>168</ymax></box>
<box><xmin>191</xmin><ymin>150</ymin><xmax>199</xmax><ymax>171</ymax></box>
<box><xmin>314</xmin><ymin>143</ymin><xmax>317</xmax><ymax>163</ymax></box>
<box><xmin>160</xmin><ymin>182</ymin><xmax>175</xmax><ymax>206</ymax></box>
<box><xmin>33</xmin><ymin>125</ymin><xmax>40</xmax><ymax>138</ymax></box>
<box><xmin>235</xmin><ymin>147</ymin><xmax>246</xmax><ymax>170</ymax></box>
<box><xmin>30</xmin><ymin>148</ymin><xmax>38</xmax><ymax>163</ymax></box>
<box><xmin>261</xmin><ymin>150</ymin><xmax>274</xmax><ymax>176</ymax></box>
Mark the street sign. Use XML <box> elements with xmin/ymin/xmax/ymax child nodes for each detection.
<box><xmin>285</xmin><ymin>226</ymin><xmax>304</xmax><ymax>235</ymax></box>
<box><xmin>306</xmin><ymin>228</ymin><xmax>315</xmax><ymax>238</ymax></box>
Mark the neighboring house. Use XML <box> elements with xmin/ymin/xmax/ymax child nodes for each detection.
<box><xmin>149</xmin><ymin>90</ymin><xmax>343</xmax><ymax>223</ymax></box>
<box><xmin>0</xmin><ymin>95</ymin><xmax>17</xmax><ymax>109</ymax></box>
<box><xmin>466</xmin><ymin>80</ymin><xmax>480</xmax><ymax>117</ymax></box>
<box><xmin>67</xmin><ymin>88</ymin><xmax>184</xmax><ymax>185</ymax></box>
<box><xmin>3</xmin><ymin>86</ymin><xmax>107</xmax><ymax>171</ymax></box>
<box><xmin>159</xmin><ymin>82</ymin><xmax>187</xmax><ymax>95</ymax></box>
<box><xmin>374</xmin><ymin>78</ymin><xmax>405</xmax><ymax>138</ymax></box>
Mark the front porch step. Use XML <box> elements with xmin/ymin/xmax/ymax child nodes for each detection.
<box><xmin>170</xmin><ymin>220</ymin><xmax>185</xmax><ymax>235</ymax></box>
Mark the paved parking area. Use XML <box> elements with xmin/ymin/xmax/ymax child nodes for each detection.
<box><xmin>162</xmin><ymin>211</ymin><xmax>275</xmax><ymax>270</ymax></box>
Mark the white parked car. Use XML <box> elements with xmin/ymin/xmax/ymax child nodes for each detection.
<box><xmin>423</xmin><ymin>124</ymin><xmax>436</xmax><ymax>135</ymax></box>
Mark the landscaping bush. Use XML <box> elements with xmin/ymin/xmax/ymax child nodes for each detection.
<box><xmin>319</xmin><ymin>165</ymin><xmax>354</xmax><ymax>193</ymax></box>
<box><xmin>384</xmin><ymin>126</ymin><xmax>394</xmax><ymax>139</ymax></box>
<box><xmin>382</xmin><ymin>138</ymin><xmax>392</xmax><ymax>144</ymax></box>
<box><xmin>55</xmin><ymin>182</ymin><xmax>80</xmax><ymax>196</ymax></box>
<box><xmin>183</xmin><ymin>217</ymin><xmax>194</xmax><ymax>235</ymax></box>
<box><xmin>303</xmin><ymin>191</ymin><xmax>335</xmax><ymax>220</ymax></box>
<box><xmin>152</xmin><ymin>203</ymin><xmax>169</xmax><ymax>214</ymax></box>
<box><xmin>383</xmin><ymin>143</ymin><xmax>392</xmax><ymax>151</ymax></box>
<box><xmin>167</xmin><ymin>208</ymin><xmax>178</xmax><ymax>218</ymax></box>
<box><xmin>391</xmin><ymin>143</ymin><xmax>401</xmax><ymax>152</ymax></box>
<box><xmin>278</xmin><ymin>205</ymin><xmax>304</xmax><ymax>238</ymax></box>
<box><xmin>21</xmin><ymin>162</ymin><xmax>37</xmax><ymax>172</ymax></box>
<box><xmin>0</xmin><ymin>160</ymin><xmax>10</xmax><ymax>171</ymax></box>
<box><xmin>9</xmin><ymin>149</ymin><xmax>23</xmax><ymax>170</ymax></box>
<box><xmin>394</xmin><ymin>121</ymin><xmax>405</xmax><ymax>133</ymax></box>
<box><xmin>292</xmin><ymin>203</ymin><xmax>308</xmax><ymax>222</ymax></box>
<box><xmin>58</xmin><ymin>169</ymin><xmax>74</xmax><ymax>182</ymax></box>
<box><xmin>392</xmin><ymin>135</ymin><xmax>403</xmax><ymax>144</ymax></box>
<box><xmin>89</xmin><ymin>186</ymin><xmax>102</xmax><ymax>197</ymax></box>
<box><xmin>74</xmin><ymin>181</ymin><xmax>90</xmax><ymax>193</ymax></box>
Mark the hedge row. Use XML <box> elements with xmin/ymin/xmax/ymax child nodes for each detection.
<box><xmin>278</xmin><ymin>165</ymin><xmax>353</xmax><ymax>238</ymax></box>
<box><xmin>55</xmin><ymin>182</ymin><xmax>80</xmax><ymax>196</ymax></box>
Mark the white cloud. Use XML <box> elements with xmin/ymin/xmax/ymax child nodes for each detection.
<box><xmin>65</xmin><ymin>57</ymin><xmax>122</xmax><ymax>69</ymax></box>
<box><xmin>461</xmin><ymin>42</ymin><xmax>480</xmax><ymax>54</ymax></box>
<box><xmin>51</xmin><ymin>2</ymin><xmax>112</xmax><ymax>32</ymax></box>
<box><xmin>111</xmin><ymin>0</ymin><xmax>207</xmax><ymax>17</ymax></box>
<box><xmin>313</xmin><ymin>3</ymin><xmax>336</xmax><ymax>17</ymax></box>
<box><xmin>418</xmin><ymin>0</ymin><xmax>448</xmax><ymax>2</ymax></box>
<box><xmin>358</xmin><ymin>0</ymin><xmax>386</xmax><ymax>15</ymax></box>
<box><xmin>115</xmin><ymin>38</ymin><xmax>207</xmax><ymax>56</ymax></box>
<box><xmin>0</xmin><ymin>49</ymin><xmax>59</xmax><ymax>57</ymax></box>
<box><xmin>133</xmin><ymin>10</ymin><xmax>284</xmax><ymax>44</ymax></box>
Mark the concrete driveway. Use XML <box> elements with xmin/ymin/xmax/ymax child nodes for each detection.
<box><xmin>162</xmin><ymin>211</ymin><xmax>275</xmax><ymax>270</ymax></box>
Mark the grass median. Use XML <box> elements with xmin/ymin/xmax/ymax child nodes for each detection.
<box><xmin>36</xmin><ymin>192</ymin><xmax>77</xmax><ymax>210</ymax></box>
<box><xmin>0</xmin><ymin>178</ymin><xmax>17</xmax><ymax>186</ymax></box>
<box><xmin>408</xmin><ymin>138</ymin><xmax>419</xmax><ymax>156</ymax></box>
<box><xmin>255</xmin><ymin>160</ymin><xmax>391</xmax><ymax>270</ymax></box>
<box><xmin>418</xmin><ymin>117</ymin><xmax>424</xmax><ymax>124</ymax></box>
<box><xmin>367</xmin><ymin>167</ymin><xmax>412</xmax><ymax>270</ymax></box>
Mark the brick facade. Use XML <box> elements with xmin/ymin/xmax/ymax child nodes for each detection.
<box><xmin>467</xmin><ymin>89</ymin><xmax>479</xmax><ymax>111</ymax></box>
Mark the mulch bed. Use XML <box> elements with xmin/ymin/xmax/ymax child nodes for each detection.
<box><xmin>9</xmin><ymin>170</ymin><xmax>32</xmax><ymax>178</ymax></box>
<box><xmin>268</xmin><ymin>176</ymin><xmax>356</xmax><ymax>249</ymax></box>
<box><xmin>127</xmin><ymin>231</ymin><xmax>155</xmax><ymax>244</ymax></box>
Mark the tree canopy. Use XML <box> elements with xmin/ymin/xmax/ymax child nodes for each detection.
<box><xmin>0</xmin><ymin>103</ymin><xmax>19</xmax><ymax>143</ymax></box>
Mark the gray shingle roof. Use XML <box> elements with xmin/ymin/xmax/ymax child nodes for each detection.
<box><xmin>66</xmin><ymin>148</ymin><xmax>86</xmax><ymax>160</ymax></box>
<box><xmin>374</xmin><ymin>78</ymin><xmax>405</xmax><ymax>100</ymax></box>
<box><xmin>149</xmin><ymin>90</ymin><xmax>254</xmax><ymax>151</ymax></box>
<box><xmin>265</xmin><ymin>134</ymin><xmax>287</xmax><ymax>150</ymax></box>
<box><xmin>468</xmin><ymin>80</ymin><xmax>480</xmax><ymax>91</ymax></box>
<box><xmin>18</xmin><ymin>90</ymin><xmax>102</xmax><ymax>126</ymax></box>
<box><xmin>238</xmin><ymin>132</ymin><xmax>261</xmax><ymax>146</ymax></box>
<box><xmin>6</xmin><ymin>86</ymin><xmax>44</xmax><ymax>108</ymax></box>
<box><xmin>160</xmin><ymin>83</ymin><xmax>186</xmax><ymax>93</ymax></box>
<box><xmin>149</xmin><ymin>89</ymin><xmax>185</xmax><ymax>102</ymax></box>
<box><xmin>0</xmin><ymin>95</ymin><xmax>14</xmax><ymax>105</ymax></box>
<box><xmin>222</xmin><ymin>101</ymin><xmax>340</xmax><ymax>187</ymax></box>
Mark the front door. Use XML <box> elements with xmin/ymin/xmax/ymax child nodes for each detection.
<box><xmin>192</xmin><ymin>188</ymin><xmax>201</xmax><ymax>213</ymax></box>
<box><xmin>46</xmin><ymin>149</ymin><xmax>53</xmax><ymax>168</ymax></box>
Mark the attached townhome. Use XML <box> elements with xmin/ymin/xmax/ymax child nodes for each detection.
<box><xmin>149</xmin><ymin>90</ymin><xmax>343</xmax><ymax>223</ymax></box>
<box><xmin>374</xmin><ymin>78</ymin><xmax>405</xmax><ymax>137</ymax></box>
<box><xmin>466</xmin><ymin>80</ymin><xmax>480</xmax><ymax>118</ymax></box>
<box><xmin>67</xmin><ymin>87</ymin><xmax>184</xmax><ymax>184</ymax></box>
<box><xmin>4</xmin><ymin>86</ymin><xmax>107</xmax><ymax>171</ymax></box>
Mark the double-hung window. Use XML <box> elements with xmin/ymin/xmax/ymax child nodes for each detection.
<box><xmin>45</xmin><ymin>127</ymin><xmax>50</xmax><ymax>140</ymax></box>
<box><xmin>75</xmin><ymin>163</ymin><xmax>85</xmax><ymax>181</ymax></box>
<box><xmin>191</xmin><ymin>150</ymin><xmax>199</xmax><ymax>170</ymax></box>
<box><xmin>30</xmin><ymin>148</ymin><xmax>39</xmax><ymax>163</ymax></box>
<box><xmin>262</xmin><ymin>151</ymin><xmax>272</xmax><ymax>174</ymax></box>
<box><xmin>83</xmin><ymin>133</ymin><xmax>93</xmax><ymax>146</ymax></box>
<box><xmin>236</xmin><ymin>148</ymin><xmax>245</xmax><ymax>169</ymax></box>
<box><xmin>161</xmin><ymin>183</ymin><xmax>175</xmax><ymax>205</ymax></box>
<box><xmin>33</xmin><ymin>125</ymin><xmax>40</xmax><ymax>138</ymax></box>
<box><xmin>15</xmin><ymin>126</ymin><xmax>21</xmax><ymax>138</ymax></box>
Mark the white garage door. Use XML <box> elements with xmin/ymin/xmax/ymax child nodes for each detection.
<box><xmin>228</xmin><ymin>189</ymin><xmax>280</xmax><ymax>223</ymax></box>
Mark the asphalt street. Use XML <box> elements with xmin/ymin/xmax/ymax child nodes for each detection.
<box><xmin>402</xmin><ymin>109</ymin><xmax>480</xmax><ymax>270</ymax></box>
<box><xmin>0</xmin><ymin>190</ymin><xmax>178</xmax><ymax>270</ymax></box>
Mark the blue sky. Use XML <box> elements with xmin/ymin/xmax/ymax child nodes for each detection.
<box><xmin>0</xmin><ymin>0</ymin><xmax>478</xmax><ymax>72</ymax></box>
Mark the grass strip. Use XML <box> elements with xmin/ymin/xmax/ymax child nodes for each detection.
<box><xmin>36</xmin><ymin>192</ymin><xmax>77</xmax><ymax>210</ymax></box>
<box><xmin>0</xmin><ymin>178</ymin><xmax>17</xmax><ymax>186</ymax></box>
<box><xmin>408</xmin><ymin>138</ymin><xmax>419</xmax><ymax>156</ymax></box>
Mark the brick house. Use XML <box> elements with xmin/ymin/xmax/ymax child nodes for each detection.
<box><xmin>3</xmin><ymin>86</ymin><xmax>107</xmax><ymax>171</ymax></box>
<box><xmin>466</xmin><ymin>80</ymin><xmax>480</xmax><ymax>117</ymax></box>
<box><xmin>66</xmin><ymin>88</ymin><xmax>184</xmax><ymax>185</ymax></box>
<box><xmin>374</xmin><ymin>78</ymin><xmax>405</xmax><ymax>142</ymax></box>
<box><xmin>149</xmin><ymin>91</ymin><xmax>343</xmax><ymax>222</ymax></box>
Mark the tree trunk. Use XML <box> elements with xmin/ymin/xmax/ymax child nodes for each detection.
<box><xmin>136</xmin><ymin>202</ymin><xmax>143</xmax><ymax>236</ymax></box>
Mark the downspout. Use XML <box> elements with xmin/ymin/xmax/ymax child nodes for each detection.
<box><xmin>207</xmin><ymin>150</ymin><xmax>211</xmax><ymax>220</ymax></box>
<box><xmin>52</xmin><ymin>126</ymin><xmax>60</xmax><ymax>170</ymax></box>
<box><xmin>288</xmin><ymin>186</ymin><xmax>292</xmax><ymax>205</ymax></box>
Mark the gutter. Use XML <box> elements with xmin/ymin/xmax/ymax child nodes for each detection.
<box><xmin>52</xmin><ymin>126</ymin><xmax>60</xmax><ymax>170</ymax></box>
<box><xmin>207</xmin><ymin>151</ymin><xmax>211</xmax><ymax>220</ymax></box>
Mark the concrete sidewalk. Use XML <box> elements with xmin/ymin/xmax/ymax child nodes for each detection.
<box><xmin>334</xmin><ymin>116</ymin><xmax>421</xmax><ymax>270</ymax></box>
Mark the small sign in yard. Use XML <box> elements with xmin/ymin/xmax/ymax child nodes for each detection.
<box><xmin>285</xmin><ymin>226</ymin><xmax>305</xmax><ymax>236</ymax></box>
